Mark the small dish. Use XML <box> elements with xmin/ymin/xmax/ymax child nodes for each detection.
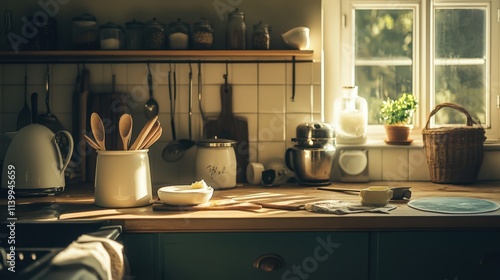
<box><xmin>157</xmin><ymin>185</ymin><xmax>214</xmax><ymax>206</ymax></box>
<box><xmin>384</xmin><ymin>139</ymin><xmax>413</xmax><ymax>145</ymax></box>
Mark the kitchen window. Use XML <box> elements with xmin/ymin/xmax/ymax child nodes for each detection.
<box><xmin>324</xmin><ymin>0</ymin><xmax>500</xmax><ymax>140</ymax></box>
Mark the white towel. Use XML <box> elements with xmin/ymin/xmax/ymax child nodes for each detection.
<box><xmin>305</xmin><ymin>200</ymin><xmax>397</xmax><ymax>214</ymax></box>
<box><xmin>50</xmin><ymin>234</ymin><xmax>124</xmax><ymax>280</ymax></box>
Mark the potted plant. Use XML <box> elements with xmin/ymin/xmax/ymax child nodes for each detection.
<box><xmin>380</xmin><ymin>93</ymin><xmax>418</xmax><ymax>144</ymax></box>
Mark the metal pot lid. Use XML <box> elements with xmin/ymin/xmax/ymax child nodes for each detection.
<box><xmin>294</xmin><ymin>122</ymin><xmax>334</xmax><ymax>140</ymax></box>
<box><xmin>197</xmin><ymin>138</ymin><xmax>236</xmax><ymax>147</ymax></box>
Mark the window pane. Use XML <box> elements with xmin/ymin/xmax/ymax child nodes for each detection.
<box><xmin>433</xmin><ymin>8</ymin><xmax>487</xmax><ymax>125</ymax></box>
<box><xmin>434</xmin><ymin>64</ymin><xmax>486</xmax><ymax>124</ymax></box>
<box><xmin>354</xmin><ymin>8</ymin><xmax>414</xmax><ymax>124</ymax></box>
<box><xmin>435</xmin><ymin>9</ymin><xmax>485</xmax><ymax>59</ymax></box>
<box><xmin>355</xmin><ymin>65</ymin><xmax>412</xmax><ymax>124</ymax></box>
<box><xmin>355</xmin><ymin>9</ymin><xmax>413</xmax><ymax>59</ymax></box>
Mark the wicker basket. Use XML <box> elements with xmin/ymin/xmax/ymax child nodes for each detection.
<box><xmin>422</xmin><ymin>103</ymin><xmax>486</xmax><ymax>184</ymax></box>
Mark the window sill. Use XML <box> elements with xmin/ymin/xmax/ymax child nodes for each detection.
<box><xmin>336</xmin><ymin>138</ymin><xmax>500</xmax><ymax>151</ymax></box>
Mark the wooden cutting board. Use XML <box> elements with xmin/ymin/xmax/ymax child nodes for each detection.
<box><xmin>204</xmin><ymin>84</ymin><xmax>249</xmax><ymax>183</ymax></box>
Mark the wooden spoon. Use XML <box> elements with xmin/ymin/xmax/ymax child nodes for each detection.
<box><xmin>142</xmin><ymin>126</ymin><xmax>163</xmax><ymax>150</ymax></box>
<box><xmin>83</xmin><ymin>134</ymin><xmax>101</xmax><ymax>150</ymax></box>
<box><xmin>130</xmin><ymin>115</ymin><xmax>158</xmax><ymax>150</ymax></box>
<box><xmin>90</xmin><ymin>112</ymin><xmax>106</xmax><ymax>151</ymax></box>
<box><xmin>119</xmin><ymin>113</ymin><xmax>133</xmax><ymax>150</ymax></box>
<box><xmin>139</xmin><ymin>121</ymin><xmax>160</xmax><ymax>150</ymax></box>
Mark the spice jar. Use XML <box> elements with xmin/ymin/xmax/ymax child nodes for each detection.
<box><xmin>27</xmin><ymin>15</ymin><xmax>57</xmax><ymax>50</ymax></box>
<box><xmin>99</xmin><ymin>22</ymin><xmax>124</xmax><ymax>50</ymax></box>
<box><xmin>72</xmin><ymin>13</ymin><xmax>99</xmax><ymax>50</ymax></box>
<box><xmin>144</xmin><ymin>18</ymin><xmax>166</xmax><ymax>50</ymax></box>
<box><xmin>125</xmin><ymin>19</ymin><xmax>143</xmax><ymax>50</ymax></box>
<box><xmin>227</xmin><ymin>8</ymin><xmax>246</xmax><ymax>50</ymax></box>
<box><xmin>192</xmin><ymin>18</ymin><xmax>214</xmax><ymax>49</ymax></box>
<box><xmin>334</xmin><ymin>86</ymin><xmax>368</xmax><ymax>144</ymax></box>
<box><xmin>168</xmin><ymin>18</ymin><xmax>189</xmax><ymax>50</ymax></box>
<box><xmin>252</xmin><ymin>21</ymin><xmax>270</xmax><ymax>50</ymax></box>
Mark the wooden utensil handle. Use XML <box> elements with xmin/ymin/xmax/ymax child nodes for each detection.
<box><xmin>220</xmin><ymin>84</ymin><xmax>233</xmax><ymax>117</ymax></box>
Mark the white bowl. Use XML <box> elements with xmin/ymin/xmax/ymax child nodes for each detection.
<box><xmin>281</xmin><ymin>27</ymin><xmax>310</xmax><ymax>50</ymax></box>
<box><xmin>157</xmin><ymin>185</ymin><xmax>214</xmax><ymax>205</ymax></box>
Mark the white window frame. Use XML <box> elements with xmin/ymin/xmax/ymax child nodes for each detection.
<box><xmin>323</xmin><ymin>0</ymin><xmax>500</xmax><ymax>142</ymax></box>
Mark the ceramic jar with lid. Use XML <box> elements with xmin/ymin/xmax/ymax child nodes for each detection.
<box><xmin>195</xmin><ymin>138</ymin><xmax>237</xmax><ymax>189</ymax></box>
<box><xmin>227</xmin><ymin>8</ymin><xmax>246</xmax><ymax>49</ymax></box>
<box><xmin>192</xmin><ymin>18</ymin><xmax>214</xmax><ymax>49</ymax></box>
<box><xmin>99</xmin><ymin>22</ymin><xmax>124</xmax><ymax>50</ymax></box>
<box><xmin>125</xmin><ymin>19</ymin><xmax>143</xmax><ymax>50</ymax></box>
<box><xmin>252</xmin><ymin>21</ymin><xmax>271</xmax><ymax>50</ymax></box>
<box><xmin>72</xmin><ymin>13</ymin><xmax>99</xmax><ymax>50</ymax></box>
<box><xmin>168</xmin><ymin>18</ymin><xmax>189</xmax><ymax>50</ymax></box>
<box><xmin>144</xmin><ymin>18</ymin><xmax>166</xmax><ymax>50</ymax></box>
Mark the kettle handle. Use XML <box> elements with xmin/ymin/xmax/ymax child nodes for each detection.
<box><xmin>53</xmin><ymin>130</ymin><xmax>74</xmax><ymax>175</ymax></box>
<box><xmin>285</xmin><ymin>148</ymin><xmax>295</xmax><ymax>171</ymax></box>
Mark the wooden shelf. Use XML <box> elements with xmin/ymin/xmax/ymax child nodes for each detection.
<box><xmin>0</xmin><ymin>50</ymin><xmax>314</xmax><ymax>64</ymax></box>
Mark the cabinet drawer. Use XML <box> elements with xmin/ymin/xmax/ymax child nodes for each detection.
<box><xmin>372</xmin><ymin>231</ymin><xmax>500</xmax><ymax>280</ymax></box>
<box><xmin>159</xmin><ymin>232</ymin><xmax>369</xmax><ymax>280</ymax></box>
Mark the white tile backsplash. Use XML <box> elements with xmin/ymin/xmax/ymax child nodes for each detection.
<box><xmin>5</xmin><ymin>62</ymin><xmax>498</xmax><ymax>184</ymax></box>
<box><xmin>382</xmin><ymin>149</ymin><xmax>409</xmax><ymax>181</ymax></box>
<box><xmin>258</xmin><ymin>85</ymin><xmax>286</xmax><ymax>113</ymax></box>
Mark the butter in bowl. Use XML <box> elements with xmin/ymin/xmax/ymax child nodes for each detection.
<box><xmin>157</xmin><ymin>180</ymin><xmax>214</xmax><ymax>206</ymax></box>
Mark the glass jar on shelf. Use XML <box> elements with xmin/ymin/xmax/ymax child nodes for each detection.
<box><xmin>125</xmin><ymin>19</ymin><xmax>143</xmax><ymax>50</ymax></box>
<box><xmin>252</xmin><ymin>21</ymin><xmax>270</xmax><ymax>50</ymax></box>
<box><xmin>99</xmin><ymin>22</ymin><xmax>124</xmax><ymax>50</ymax></box>
<box><xmin>72</xmin><ymin>13</ymin><xmax>99</xmax><ymax>50</ymax></box>
<box><xmin>226</xmin><ymin>8</ymin><xmax>246</xmax><ymax>50</ymax></box>
<box><xmin>192</xmin><ymin>18</ymin><xmax>214</xmax><ymax>49</ymax></box>
<box><xmin>168</xmin><ymin>18</ymin><xmax>189</xmax><ymax>50</ymax></box>
<box><xmin>334</xmin><ymin>86</ymin><xmax>368</xmax><ymax>144</ymax></box>
<box><xmin>144</xmin><ymin>18</ymin><xmax>166</xmax><ymax>50</ymax></box>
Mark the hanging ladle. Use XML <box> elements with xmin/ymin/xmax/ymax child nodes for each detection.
<box><xmin>143</xmin><ymin>63</ymin><xmax>159</xmax><ymax>120</ymax></box>
<box><xmin>176</xmin><ymin>63</ymin><xmax>195</xmax><ymax>150</ymax></box>
<box><xmin>162</xmin><ymin>63</ymin><xmax>191</xmax><ymax>162</ymax></box>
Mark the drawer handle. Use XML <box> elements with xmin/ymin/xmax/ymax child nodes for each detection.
<box><xmin>254</xmin><ymin>254</ymin><xmax>286</xmax><ymax>272</ymax></box>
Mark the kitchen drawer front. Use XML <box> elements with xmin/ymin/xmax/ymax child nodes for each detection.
<box><xmin>372</xmin><ymin>230</ymin><xmax>500</xmax><ymax>280</ymax></box>
<box><xmin>124</xmin><ymin>233</ymin><xmax>162</xmax><ymax>280</ymax></box>
<box><xmin>160</xmin><ymin>232</ymin><xmax>369</xmax><ymax>280</ymax></box>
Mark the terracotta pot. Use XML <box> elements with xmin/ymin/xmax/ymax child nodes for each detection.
<box><xmin>384</xmin><ymin>124</ymin><xmax>412</xmax><ymax>142</ymax></box>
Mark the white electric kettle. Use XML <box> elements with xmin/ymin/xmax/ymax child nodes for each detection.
<box><xmin>2</xmin><ymin>124</ymin><xmax>74</xmax><ymax>195</ymax></box>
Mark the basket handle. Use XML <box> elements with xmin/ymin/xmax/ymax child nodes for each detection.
<box><xmin>425</xmin><ymin>103</ymin><xmax>480</xmax><ymax>129</ymax></box>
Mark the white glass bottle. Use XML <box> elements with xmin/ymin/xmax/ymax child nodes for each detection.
<box><xmin>334</xmin><ymin>86</ymin><xmax>368</xmax><ymax>144</ymax></box>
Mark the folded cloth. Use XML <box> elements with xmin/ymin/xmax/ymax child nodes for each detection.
<box><xmin>305</xmin><ymin>200</ymin><xmax>397</xmax><ymax>215</ymax></box>
<box><xmin>78</xmin><ymin>235</ymin><xmax>125</xmax><ymax>280</ymax></box>
<box><xmin>51</xmin><ymin>240</ymin><xmax>111</xmax><ymax>280</ymax></box>
<box><xmin>50</xmin><ymin>234</ymin><xmax>124</xmax><ymax>280</ymax></box>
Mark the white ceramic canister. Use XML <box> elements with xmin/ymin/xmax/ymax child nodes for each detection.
<box><xmin>94</xmin><ymin>150</ymin><xmax>152</xmax><ymax>208</ymax></box>
<box><xmin>195</xmin><ymin>139</ymin><xmax>237</xmax><ymax>189</ymax></box>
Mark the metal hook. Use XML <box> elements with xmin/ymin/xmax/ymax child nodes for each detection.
<box><xmin>223</xmin><ymin>61</ymin><xmax>228</xmax><ymax>88</ymax></box>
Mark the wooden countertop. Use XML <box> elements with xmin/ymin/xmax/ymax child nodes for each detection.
<box><xmin>4</xmin><ymin>181</ymin><xmax>500</xmax><ymax>233</ymax></box>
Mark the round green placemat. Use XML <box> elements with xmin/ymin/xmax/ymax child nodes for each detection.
<box><xmin>408</xmin><ymin>197</ymin><xmax>500</xmax><ymax>214</ymax></box>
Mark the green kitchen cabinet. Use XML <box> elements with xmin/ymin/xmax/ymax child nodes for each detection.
<box><xmin>125</xmin><ymin>232</ymin><xmax>369</xmax><ymax>280</ymax></box>
<box><xmin>371</xmin><ymin>231</ymin><xmax>500</xmax><ymax>280</ymax></box>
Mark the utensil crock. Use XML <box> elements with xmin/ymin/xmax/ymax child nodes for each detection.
<box><xmin>94</xmin><ymin>150</ymin><xmax>152</xmax><ymax>208</ymax></box>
